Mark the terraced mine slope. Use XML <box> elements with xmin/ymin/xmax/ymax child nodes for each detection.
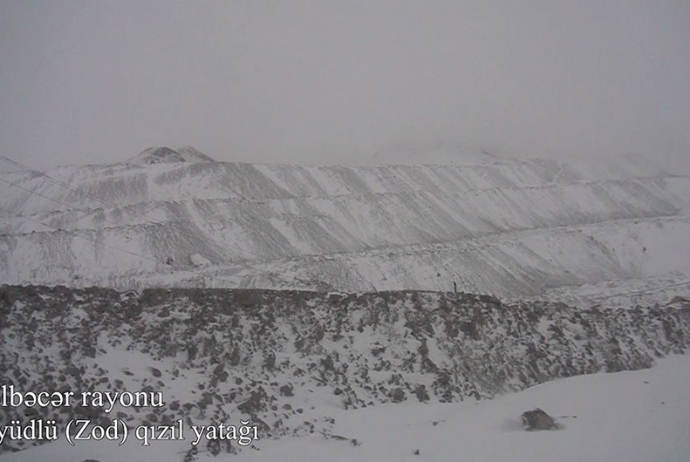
<box><xmin>1</xmin><ymin>148</ymin><xmax>689</xmax><ymax>307</ymax></box>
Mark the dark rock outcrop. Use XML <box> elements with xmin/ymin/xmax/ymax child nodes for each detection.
<box><xmin>521</xmin><ymin>408</ymin><xmax>558</xmax><ymax>430</ymax></box>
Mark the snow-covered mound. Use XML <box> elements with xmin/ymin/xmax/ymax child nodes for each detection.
<box><xmin>0</xmin><ymin>150</ymin><xmax>688</xmax><ymax>306</ymax></box>
<box><xmin>128</xmin><ymin>146</ymin><xmax>216</xmax><ymax>165</ymax></box>
<box><xmin>1</xmin><ymin>285</ymin><xmax>688</xmax><ymax>456</ymax></box>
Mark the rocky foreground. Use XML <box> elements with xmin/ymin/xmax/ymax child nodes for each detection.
<box><xmin>1</xmin><ymin>285</ymin><xmax>689</xmax><ymax>456</ymax></box>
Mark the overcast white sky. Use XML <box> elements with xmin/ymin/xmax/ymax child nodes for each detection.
<box><xmin>1</xmin><ymin>0</ymin><xmax>689</xmax><ymax>169</ymax></box>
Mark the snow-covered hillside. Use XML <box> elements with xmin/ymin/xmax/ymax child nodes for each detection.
<box><xmin>2</xmin><ymin>150</ymin><xmax>689</xmax><ymax>459</ymax></box>
<box><xmin>1</xmin><ymin>285</ymin><xmax>688</xmax><ymax>458</ymax></box>
<box><xmin>1</xmin><ymin>147</ymin><xmax>688</xmax><ymax>307</ymax></box>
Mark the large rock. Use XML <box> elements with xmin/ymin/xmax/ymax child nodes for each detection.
<box><xmin>521</xmin><ymin>408</ymin><xmax>558</xmax><ymax>430</ymax></box>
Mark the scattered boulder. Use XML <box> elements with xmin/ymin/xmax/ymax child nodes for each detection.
<box><xmin>521</xmin><ymin>408</ymin><xmax>558</xmax><ymax>430</ymax></box>
<box><xmin>415</xmin><ymin>384</ymin><xmax>430</xmax><ymax>402</ymax></box>
<box><xmin>390</xmin><ymin>387</ymin><xmax>406</xmax><ymax>403</ymax></box>
<box><xmin>238</xmin><ymin>388</ymin><xmax>268</xmax><ymax>414</ymax></box>
<box><xmin>279</xmin><ymin>384</ymin><xmax>294</xmax><ymax>397</ymax></box>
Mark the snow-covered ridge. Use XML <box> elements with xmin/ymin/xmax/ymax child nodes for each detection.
<box><xmin>1</xmin><ymin>285</ymin><xmax>688</xmax><ymax>456</ymax></box>
<box><xmin>0</xmin><ymin>149</ymin><xmax>689</xmax><ymax>305</ymax></box>
<box><xmin>127</xmin><ymin>146</ymin><xmax>216</xmax><ymax>165</ymax></box>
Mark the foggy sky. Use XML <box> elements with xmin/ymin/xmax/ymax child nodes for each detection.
<box><xmin>1</xmin><ymin>0</ymin><xmax>689</xmax><ymax>170</ymax></box>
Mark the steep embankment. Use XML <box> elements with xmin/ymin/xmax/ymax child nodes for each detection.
<box><xmin>1</xmin><ymin>148</ymin><xmax>689</xmax><ymax>305</ymax></box>
<box><xmin>1</xmin><ymin>285</ymin><xmax>688</xmax><ymax>455</ymax></box>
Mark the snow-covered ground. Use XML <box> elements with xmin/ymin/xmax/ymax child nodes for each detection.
<box><xmin>239</xmin><ymin>355</ymin><xmax>690</xmax><ymax>462</ymax></box>
<box><xmin>3</xmin><ymin>354</ymin><xmax>688</xmax><ymax>462</ymax></box>
<box><xmin>1</xmin><ymin>147</ymin><xmax>689</xmax><ymax>308</ymax></box>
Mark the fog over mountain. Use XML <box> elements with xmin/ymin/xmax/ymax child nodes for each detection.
<box><xmin>1</xmin><ymin>1</ymin><xmax>689</xmax><ymax>170</ymax></box>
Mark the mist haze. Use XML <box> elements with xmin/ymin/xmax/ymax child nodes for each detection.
<box><xmin>1</xmin><ymin>0</ymin><xmax>688</xmax><ymax>170</ymax></box>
